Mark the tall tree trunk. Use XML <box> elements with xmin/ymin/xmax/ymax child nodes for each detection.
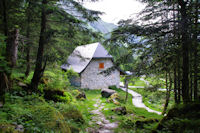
<box><xmin>190</xmin><ymin>52</ymin><xmax>193</xmax><ymax>101</ymax></box>
<box><xmin>174</xmin><ymin>64</ymin><xmax>178</xmax><ymax>103</ymax></box>
<box><xmin>30</xmin><ymin>0</ymin><xmax>48</xmax><ymax>91</ymax></box>
<box><xmin>178</xmin><ymin>0</ymin><xmax>190</xmax><ymax>103</ymax></box>
<box><xmin>9</xmin><ymin>29</ymin><xmax>19</xmax><ymax>67</ymax></box>
<box><xmin>173</xmin><ymin>3</ymin><xmax>178</xmax><ymax>104</ymax></box>
<box><xmin>0</xmin><ymin>72</ymin><xmax>8</xmax><ymax>107</ymax></box>
<box><xmin>177</xmin><ymin>57</ymin><xmax>181</xmax><ymax>103</ymax></box>
<box><xmin>193</xmin><ymin>0</ymin><xmax>198</xmax><ymax>101</ymax></box>
<box><xmin>162</xmin><ymin>71</ymin><xmax>172</xmax><ymax>115</ymax></box>
<box><xmin>2</xmin><ymin>0</ymin><xmax>8</xmax><ymax>37</ymax></box>
<box><xmin>25</xmin><ymin>1</ymin><xmax>32</xmax><ymax>77</ymax></box>
<box><xmin>124</xmin><ymin>76</ymin><xmax>129</xmax><ymax>103</ymax></box>
<box><xmin>0</xmin><ymin>0</ymin><xmax>8</xmax><ymax>106</ymax></box>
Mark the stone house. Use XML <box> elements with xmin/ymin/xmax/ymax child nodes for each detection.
<box><xmin>61</xmin><ymin>42</ymin><xmax>120</xmax><ymax>89</ymax></box>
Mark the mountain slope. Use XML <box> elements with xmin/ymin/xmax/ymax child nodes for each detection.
<box><xmin>89</xmin><ymin>19</ymin><xmax>117</xmax><ymax>34</ymax></box>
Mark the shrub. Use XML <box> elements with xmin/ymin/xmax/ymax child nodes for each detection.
<box><xmin>120</xmin><ymin>117</ymin><xmax>135</xmax><ymax>129</ymax></box>
<box><xmin>0</xmin><ymin>94</ymin><xmax>71</xmax><ymax>133</ymax></box>
<box><xmin>44</xmin><ymin>89</ymin><xmax>72</xmax><ymax>103</ymax></box>
<box><xmin>53</xmin><ymin>103</ymin><xmax>85</xmax><ymax>124</ymax></box>
<box><xmin>71</xmin><ymin>90</ymin><xmax>81</xmax><ymax>96</ymax></box>
<box><xmin>55</xmin><ymin>92</ymin><xmax>73</xmax><ymax>103</ymax></box>
<box><xmin>29</xmin><ymin>104</ymin><xmax>71</xmax><ymax>132</ymax></box>
<box><xmin>65</xmin><ymin>69</ymin><xmax>79</xmax><ymax>79</ymax></box>
<box><xmin>44</xmin><ymin>70</ymin><xmax>70</xmax><ymax>90</ymax></box>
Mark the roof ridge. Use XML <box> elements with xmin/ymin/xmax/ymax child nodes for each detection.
<box><xmin>91</xmin><ymin>42</ymin><xmax>100</xmax><ymax>58</ymax></box>
<box><xmin>77</xmin><ymin>42</ymin><xmax>99</xmax><ymax>48</ymax></box>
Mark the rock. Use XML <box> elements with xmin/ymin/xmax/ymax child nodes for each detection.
<box><xmin>101</xmin><ymin>89</ymin><xmax>116</xmax><ymax>98</ymax></box>
<box><xmin>110</xmin><ymin>93</ymin><xmax>120</xmax><ymax>100</ymax></box>
<box><xmin>113</xmin><ymin>99</ymin><xmax>120</xmax><ymax>105</ymax></box>
<box><xmin>0</xmin><ymin>102</ymin><xmax>3</xmax><ymax>108</ymax></box>
<box><xmin>107</xmin><ymin>93</ymin><xmax>120</xmax><ymax>105</ymax></box>
<box><xmin>18</xmin><ymin>82</ymin><xmax>28</xmax><ymax>88</ymax></box>
<box><xmin>104</xmin><ymin>123</ymin><xmax>118</xmax><ymax>129</ymax></box>
<box><xmin>15</xmin><ymin>124</ymin><xmax>24</xmax><ymax>132</ymax></box>
<box><xmin>112</xmin><ymin>106</ymin><xmax>127</xmax><ymax>115</ymax></box>
<box><xmin>76</xmin><ymin>92</ymin><xmax>86</xmax><ymax>100</ymax></box>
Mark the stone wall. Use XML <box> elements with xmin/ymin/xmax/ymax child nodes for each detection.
<box><xmin>81</xmin><ymin>58</ymin><xmax>120</xmax><ymax>89</ymax></box>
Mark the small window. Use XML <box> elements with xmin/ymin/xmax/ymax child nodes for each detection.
<box><xmin>99</xmin><ymin>63</ymin><xmax>104</xmax><ymax>69</ymax></box>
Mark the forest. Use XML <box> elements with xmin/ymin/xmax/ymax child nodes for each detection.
<box><xmin>0</xmin><ymin>0</ymin><xmax>199</xmax><ymax>133</ymax></box>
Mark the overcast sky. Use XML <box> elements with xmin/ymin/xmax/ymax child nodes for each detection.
<box><xmin>82</xmin><ymin>0</ymin><xmax>146</xmax><ymax>24</ymax></box>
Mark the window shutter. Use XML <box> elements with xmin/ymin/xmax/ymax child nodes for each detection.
<box><xmin>99</xmin><ymin>63</ymin><xmax>104</xmax><ymax>69</ymax></box>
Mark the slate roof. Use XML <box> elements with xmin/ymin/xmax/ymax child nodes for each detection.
<box><xmin>61</xmin><ymin>42</ymin><xmax>113</xmax><ymax>73</ymax></box>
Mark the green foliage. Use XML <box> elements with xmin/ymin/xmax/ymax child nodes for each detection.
<box><xmin>145</xmin><ymin>77</ymin><xmax>165</xmax><ymax>89</ymax></box>
<box><xmin>54</xmin><ymin>103</ymin><xmax>84</xmax><ymax>124</ymax></box>
<box><xmin>156</xmin><ymin>103</ymin><xmax>200</xmax><ymax>132</ymax></box>
<box><xmin>0</xmin><ymin>93</ymin><xmax>71</xmax><ymax>133</ymax></box>
<box><xmin>55</xmin><ymin>92</ymin><xmax>73</xmax><ymax>103</ymax></box>
<box><xmin>65</xmin><ymin>68</ymin><xmax>79</xmax><ymax>79</ymax></box>
<box><xmin>128</xmin><ymin>77</ymin><xmax>146</xmax><ymax>86</ymax></box>
<box><xmin>0</xmin><ymin>34</ymin><xmax>10</xmax><ymax>73</ymax></box>
<box><xmin>108</xmin><ymin>85</ymin><xmax>119</xmax><ymax>91</ymax></box>
<box><xmin>71</xmin><ymin>89</ymin><xmax>81</xmax><ymax>96</ymax></box>
<box><xmin>44</xmin><ymin>69</ymin><xmax>70</xmax><ymax>90</ymax></box>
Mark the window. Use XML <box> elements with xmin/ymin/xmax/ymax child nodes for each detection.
<box><xmin>99</xmin><ymin>63</ymin><xmax>104</xmax><ymax>69</ymax></box>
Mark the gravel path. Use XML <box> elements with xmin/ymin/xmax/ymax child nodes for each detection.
<box><xmin>87</xmin><ymin>99</ymin><xmax>118</xmax><ymax>133</ymax></box>
<box><xmin>120</xmin><ymin>87</ymin><xmax>161</xmax><ymax>115</ymax></box>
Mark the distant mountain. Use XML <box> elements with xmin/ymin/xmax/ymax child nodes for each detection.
<box><xmin>62</xmin><ymin>5</ymin><xmax>117</xmax><ymax>37</ymax></box>
<box><xmin>89</xmin><ymin>19</ymin><xmax>117</xmax><ymax>35</ymax></box>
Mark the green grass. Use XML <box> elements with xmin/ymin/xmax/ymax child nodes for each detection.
<box><xmin>128</xmin><ymin>77</ymin><xmax>146</xmax><ymax>86</ymax></box>
<box><xmin>121</xmin><ymin>76</ymin><xmax>146</xmax><ymax>86</ymax></box>
<box><xmin>145</xmin><ymin>77</ymin><xmax>165</xmax><ymax>88</ymax></box>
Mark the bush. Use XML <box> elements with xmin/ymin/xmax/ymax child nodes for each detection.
<box><xmin>55</xmin><ymin>92</ymin><xmax>73</xmax><ymax>103</ymax></box>
<box><xmin>65</xmin><ymin>69</ymin><xmax>79</xmax><ymax>79</ymax></box>
<box><xmin>0</xmin><ymin>94</ymin><xmax>71</xmax><ymax>133</ymax></box>
<box><xmin>53</xmin><ymin>103</ymin><xmax>85</xmax><ymax>124</ymax></box>
<box><xmin>43</xmin><ymin>69</ymin><xmax>70</xmax><ymax>90</ymax></box>
<box><xmin>120</xmin><ymin>117</ymin><xmax>135</xmax><ymax>129</ymax></box>
<box><xmin>29</xmin><ymin>104</ymin><xmax>71</xmax><ymax>132</ymax></box>
<box><xmin>71</xmin><ymin>90</ymin><xmax>81</xmax><ymax>96</ymax></box>
<box><xmin>44</xmin><ymin>89</ymin><xmax>72</xmax><ymax>103</ymax></box>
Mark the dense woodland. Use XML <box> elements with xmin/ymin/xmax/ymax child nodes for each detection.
<box><xmin>0</xmin><ymin>0</ymin><xmax>200</xmax><ymax>132</ymax></box>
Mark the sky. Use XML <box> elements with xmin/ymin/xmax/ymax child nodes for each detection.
<box><xmin>82</xmin><ymin>0</ymin><xmax>146</xmax><ymax>24</ymax></box>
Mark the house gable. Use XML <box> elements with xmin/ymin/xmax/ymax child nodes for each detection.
<box><xmin>80</xmin><ymin>58</ymin><xmax>120</xmax><ymax>89</ymax></box>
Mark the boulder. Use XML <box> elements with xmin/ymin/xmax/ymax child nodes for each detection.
<box><xmin>18</xmin><ymin>82</ymin><xmax>28</xmax><ymax>89</ymax></box>
<box><xmin>76</xmin><ymin>92</ymin><xmax>86</xmax><ymax>100</ymax></box>
<box><xmin>101</xmin><ymin>89</ymin><xmax>116</xmax><ymax>98</ymax></box>
<box><xmin>15</xmin><ymin>124</ymin><xmax>24</xmax><ymax>132</ymax></box>
<box><xmin>107</xmin><ymin>93</ymin><xmax>120</xmax><ymax>105</ymax></box>
<box><xmin>112</xmin><ymin>106</ymin><xmax>127</xmax><ymax>115</ymax></box>
<box><xmin>0</xmin><ymin>101</ymin><xmax>3</xmax><ymax>107</ymax></box>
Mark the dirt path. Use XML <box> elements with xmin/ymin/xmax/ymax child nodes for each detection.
<box><xmin>87</xmin><ymin>99</ymin><xmax>118</xmax><ymax>133</ymax></box>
